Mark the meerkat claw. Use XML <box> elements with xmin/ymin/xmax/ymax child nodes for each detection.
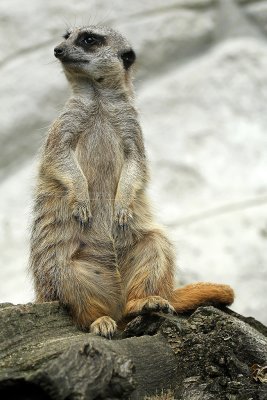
<box><xmin>125</xmin><ymin>296</ymin><xmax>175</xmax><ymax>317</ymax></box>
<box><xmin>72</xmin><ymin>201</ymin><xmax>92</xmax><ymax>228</ymax></box>
<box><xmin>116</xmin><ymin>207</ymin><xmax>132</xmax><ymax>230</ymax></box>
<box><xmin>90</xmin><ymin>316</ymin><xmax>117</xmax><ymax>339</ymax></box>
<box><xmin>142</xmin><ymin>300</ymin><xmax>175</xmax><ymax>315</ymax></box>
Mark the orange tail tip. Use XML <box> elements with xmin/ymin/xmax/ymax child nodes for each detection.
<box><xmin>171</xmin><ymin>282</ymin><xmax>235</xmax><ymax>313</ymax></box>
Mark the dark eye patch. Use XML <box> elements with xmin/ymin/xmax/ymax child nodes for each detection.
<box><xmin>120</xmin><ymin>49</ymin><xmax>136</xmax><ymax>70</ymax></box>
<box><xmin>75</xmin><ymin>32</ymin><xmax>106</xmax><ymax>49</ymax></box>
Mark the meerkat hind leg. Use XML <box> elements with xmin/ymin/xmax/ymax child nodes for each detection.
<box><xmin>61</xmin><ymin>239</ymin><xmax>123</xmax><ymax>337</ymax></box>
<box><xmin>67</xmin><ymin>263</ymin><xmax>121</xmax><ymax>338</ymax></box>
<box><xmin>120</xmin><ymin>229</ymin><xmax>175</xmax><ymax>317</ymax></box>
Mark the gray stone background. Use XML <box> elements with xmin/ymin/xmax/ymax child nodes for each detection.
<box><xmin>0</xmin><ymin>0</ymin><xmax>267</xmax><ymax>324</ymax></box>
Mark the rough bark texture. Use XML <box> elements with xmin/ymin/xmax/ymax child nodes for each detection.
<box><xmin>0</xmin><ymin>302</ymin><xmax>266</xmax><ymax>399</ymax></box>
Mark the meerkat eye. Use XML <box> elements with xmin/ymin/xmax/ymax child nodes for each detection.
<box><xmin>120</xmin><ymin>49</ymin><xmax>136</xmax><ymax>70</ymax></box>
<box><xmin>76</xmin><ymin>32</ymin><xmax>106</xmax><ymax>49</ymax></box>
<box><xmin>80</xmin><ymin>34</ymin><xmax>98</xmax><ymax>45</ymax></box>
<box><xmin>83</xmin><ymin>37</ymin><xmax>95</xmax><ymax>45</ymax></box>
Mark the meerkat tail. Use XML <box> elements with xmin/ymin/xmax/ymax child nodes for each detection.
<box><xmin>170</xmin><ymin>282</ymin><xmax>234</xmax><ymax>312</ymax></box>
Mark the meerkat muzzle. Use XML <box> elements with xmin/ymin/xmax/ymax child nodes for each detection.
<box><xmin>54</xmin><ymin>46</ymin><xmax>65</xmax><ymax>59</ymax></box>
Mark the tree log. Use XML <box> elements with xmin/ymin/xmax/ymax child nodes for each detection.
<box><xmin>0</xmin><ymin>302</ymin><xmax>266</xmax><ymax>399</ymax></box>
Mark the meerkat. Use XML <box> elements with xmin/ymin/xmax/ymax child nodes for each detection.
<box><xmin>30</xmin><ymin>25</ymin><xmax>234</xmax><ymax>338</ymax></box>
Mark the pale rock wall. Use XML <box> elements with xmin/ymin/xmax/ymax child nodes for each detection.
<box><xmin>0</xmin><ymin>0</ymin><xmax>266</xmax><ymax>323</ymax></box>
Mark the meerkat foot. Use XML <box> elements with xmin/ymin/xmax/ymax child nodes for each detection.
<box><xmin>72</xmin><ymin>200</ymin><xmax>92</xmax><ymax>228</ymax></box>
<box><xmin>125</xmin><ymin>296</ymin><xmax>175</xmax><ymax>317</ymax></box>
<box><xmin>90</xmin><ymin>316</ymin><xmax>117</xmax><ymax>339</ymax></box>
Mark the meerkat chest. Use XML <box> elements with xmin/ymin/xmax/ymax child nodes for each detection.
<box><xmin>76</xmin><ymin>117</ymin><xmax>124</xmax><ymax>182</ymax></box>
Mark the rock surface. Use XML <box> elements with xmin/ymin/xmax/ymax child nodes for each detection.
<box><xmin>0</xmin><ymin>0</ymin><xmax>267</xmax><ymax>323</ymax></box>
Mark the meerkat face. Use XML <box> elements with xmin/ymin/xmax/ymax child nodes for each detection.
<box><xmin>54</xmin><ymin>26</ymin><xmax>136</xmax><ymax>85</ymax></box>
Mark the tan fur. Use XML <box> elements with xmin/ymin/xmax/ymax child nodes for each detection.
<box><xmin>30</xmin><ymin>26</ymin><xmax>234</xmax><ymax>338</ymax></box>
<box><xmin>172</xmin><ymin>283</ymin><xmax>235</xmax><ymax>312</ymax></box>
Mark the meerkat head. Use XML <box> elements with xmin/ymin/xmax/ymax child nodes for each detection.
<box><xmin>54</xmin><ymin>25</ymin><xmax>136</xmax><ymax>89</ymax></box>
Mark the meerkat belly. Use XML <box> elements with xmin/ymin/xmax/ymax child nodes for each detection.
<box><xmin>76</xmin><ymin>127</ymin><xmax>124</xmax><ymax>218</ymax></box>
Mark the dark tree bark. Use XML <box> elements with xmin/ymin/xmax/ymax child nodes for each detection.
<box><xmin>0</xmin><ymin>302</ymin><xmax>266</xmax><ymax>399</ymax></box>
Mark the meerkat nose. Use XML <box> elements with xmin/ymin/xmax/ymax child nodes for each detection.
<box><xmin>54</xmin><ymin>47</ymin><xmax>64</xmax><ymax>58</ymax></box>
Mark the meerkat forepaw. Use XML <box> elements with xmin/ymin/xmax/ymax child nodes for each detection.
<box><xmin>72</xmin><ymin>200</ymin><xmax>92</xmax><ymax>228</ymax></box>
<box><xmin>115</xmin><ymin>205</ymin><xmax>133</xmax><ymax>230</ymax></box>
<box><xmin>90</xmin><ymin>316</ymin><xmax>117</xmax><ymax>339</ymax></box>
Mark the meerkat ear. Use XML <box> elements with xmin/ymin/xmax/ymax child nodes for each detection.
<box><xmin>120</xmin><ymin>49</ymin><xmax>136</xmax><ymax>70</ymax></box>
